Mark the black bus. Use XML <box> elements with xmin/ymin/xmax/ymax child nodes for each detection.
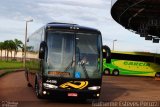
<box><xmin>25</xmin><ymin>22</ymin><xmax>111</xmax><ymax>99</ymax></box>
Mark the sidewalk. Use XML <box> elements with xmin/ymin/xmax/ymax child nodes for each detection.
<box><xmin>0</xmin><ymin>69</ymin><xmax>24</xmax><ymax>77</ymax></box>
<box><xmin>0</xmin><ymin>70</ymin><xmax>5</xmax><ymax>76</ymax></box>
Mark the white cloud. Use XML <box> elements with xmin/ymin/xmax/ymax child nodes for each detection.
<box><xmin>0</xmin><ymin>0</ymin><xmax>159</xmax><ymax>53</ymax></box>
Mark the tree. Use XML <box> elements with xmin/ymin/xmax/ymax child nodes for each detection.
<box><xmin>3</xmin><ymin>40</ymin><xmax>16</xmax><ymax>61</ymax></box>
<box><xmin>3</xmin><ymin>40</ymin><xmax>10</xmax><ymax>60</ymax></box>
<box><xmin>13</xmin><ymin>39</ymin><xmax>23</xmax><ymax>58</ymax></box>
<box><xmin>0</xmin><ymin>39</ymin><xmax>24</xmax><ymax>61</ymax></box>
<box><xmin>8</xmin><ymin>40</ymin><xmax>16</xmax><ymax>59</ymax></box>
<box><xmin>0</xmin><ymin>42</ymin><xmax>3</xmax><ymax>59</ymax></box>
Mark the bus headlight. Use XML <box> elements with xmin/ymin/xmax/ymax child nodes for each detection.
<box><xmin>43</xmin><ymin>91</ymin><xmax>47</xmax><ymax>95</ymax></box>
<box><xmin>88</xmin><ymin>86</ymin><xmax>101</xmax><ymax>90</ymax></box>
<box><xmin>97</xmin><ymin>93</ymin><xmax>100</xmax><ymax>97</ymax></box>
<box><xmin>43</xmin><ymin>83</ymin><xmax>58</xmax><ymax>89</ymax></box>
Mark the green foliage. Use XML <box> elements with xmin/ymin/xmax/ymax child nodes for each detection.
<box><xmin>14</xmin><ymin>38</ymin><xmax>23</xmax><ymax>51</ymax></box>
<box><xmin>0</xmin><ymin>60</ymin><xmax>23</xmax><ymax>70</ymax></box>
<box><xmin>0</xmin><ymin>38</ymin><xmax>24</xmax><ymax>60</ymax></box>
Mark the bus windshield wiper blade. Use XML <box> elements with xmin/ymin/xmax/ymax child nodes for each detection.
<box><xmin>81</xmin><ymin>62</ymin><xmax>89</xmax><ymax>79</ymax></box>
<box><xmin>64</xmin><ymin>60</ymin><xmax>74</xmax><ymax>72</ymax></box>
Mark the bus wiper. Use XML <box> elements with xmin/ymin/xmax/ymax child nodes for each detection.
<box><xmin>79</xmin><ymin>57</ymin><xmax>89</xmax><ymax>79</ymax></box>
<box><xmin>76</xmin><ymin>47</ymin><xmax>89</xmax><ymax>78</ymax></box>
<box><xmin>81</xmin><ymin>63</ymin><xmax>89</xmax><ymax>79</ymax></box>
<box><xmin>64</xmin><ymin>59</ymin><xmax>74</xmax><ymax>72</ymax></box>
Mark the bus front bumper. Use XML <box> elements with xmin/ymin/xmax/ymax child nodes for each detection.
<box><xmin>41</xmin><ymin>89</ymin><xmax>101</xmax><ymax>99</ymax></box>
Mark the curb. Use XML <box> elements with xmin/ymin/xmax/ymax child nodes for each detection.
<box><xmin>0</xmin><ymin>69</ymin><xmax>24</xmax><ymax>78</ymax></box>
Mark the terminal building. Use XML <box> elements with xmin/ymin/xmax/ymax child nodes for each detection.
<box><xmin>111</xmin><ymin>0</ymin><xmax>160</xmax><ymax>43</ymax></box>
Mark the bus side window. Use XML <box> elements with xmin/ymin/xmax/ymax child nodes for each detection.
<box><xmin>103</xmin><ymin>45</ymin><xmax>111</xmax><ymax>63</ymax></box>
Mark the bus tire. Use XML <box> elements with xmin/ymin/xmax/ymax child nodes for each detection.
<box><xmin>112</xmin><ymin>69</ymin><xmax>119</xmax><ymax>76</ymax></box>
<box><xmin>103</xmin><ymin>68</ymin><xmax>110</xmax><ymax>75</ymax></box>
<box><xmin>24</xmin><ymin>69</ymin><xmax>29</xmax><ymax>81</ymax></box>
<box><xmin>25</xmin><ymin>69</ymin><xmax>32</xmax><ymax>87</ymax></box>
<box><xmin>27</xmin><ymin>83</ymin><xmax>32</xmax><ymax>87</ymax></box>
<box><xmin>35</xmin><ymin>79</ymin><xmax>43</xmax><ymax>99</ymax></box>
<box><xmin>155</xmin><ymin>72</ymin><xmax>160</xmax><ymax>78</ymax></box>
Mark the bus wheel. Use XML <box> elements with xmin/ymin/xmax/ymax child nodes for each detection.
<box><xmin>27</xmin><ymin>83</ymin><xmax>32</xmax><ymax>87</ymax></box>
<box><xmin>24</xmin><ymin>69</ymin><xmax>29</xmax><ymax>81</ymax></box>
<box><xmin>155</xmin><ymin>72</ymin><xmax>160</xmax><ymax>78</ymax></box>
<box><xmin>35</xmin><ymin>80</ymin><xmax>43</xmax><ymax>99</ymax></box>
<box><xmin>112</xmin><ymin>69</ymin><xmax>119</xmax><ymax>76</ymax></box>
<box><xmin>103</xmin><ymin>68</ymin><xmax>110</xmax><ymax>75</ymax></box>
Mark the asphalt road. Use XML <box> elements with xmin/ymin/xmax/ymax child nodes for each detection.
<box><xmin>0</xmin><ymin>71</ymin><xmax>160</xmax><ymax>107</ymax></box>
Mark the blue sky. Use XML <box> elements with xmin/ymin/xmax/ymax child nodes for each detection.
<box><xmin>0</xmin><ymin>0</ymin><xmax>159</xmax><ymax>53</ymax></box>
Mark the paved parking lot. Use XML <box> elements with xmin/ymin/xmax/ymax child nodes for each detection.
<box><xmin>101</xmin><ymin>76</ymin><xmax>160</xmax><ymax>102</ymax></box>
<box><xmin>0</xmin><ymin>72</ymin><xmax>160</xmax><ymax>107</ymax></box>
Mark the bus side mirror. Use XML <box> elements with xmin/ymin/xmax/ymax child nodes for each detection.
<box><xmin>39</xmin><ymin>41</ymin><xmax>47</xmax><ymax>59</ymax></box>
<box><xmin>103</xmin><ymin>45</ymin><xmax>111</xmax><ymax>63</ymax></box>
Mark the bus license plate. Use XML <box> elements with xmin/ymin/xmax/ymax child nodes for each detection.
<box><xmin>68</xmin><ymin>93</ymin><xmax>78</xmax><ymax>97</ymax></box>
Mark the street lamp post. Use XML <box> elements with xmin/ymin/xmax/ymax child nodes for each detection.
<box><xmin>23</xmin><ymin>19</ymin><xmax>33</xmax><ymax>68</ymax></box>
<box><xmin>112</xmin><ymin>39</ymin><xmax>117</xmax><ymax>51</ymax></box>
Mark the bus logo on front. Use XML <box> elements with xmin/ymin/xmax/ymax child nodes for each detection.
<box><xmin>60</xmin><ymin>81</ymin><xmax>88</xmax><ymax>89</ymax></box>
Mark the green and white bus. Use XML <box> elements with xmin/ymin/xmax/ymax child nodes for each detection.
<box><xmin>103</xmin><ymin>51</ymin><xmax>160</xmax><ymax>77</ymax></box>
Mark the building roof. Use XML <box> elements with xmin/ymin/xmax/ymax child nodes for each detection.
<box><xmin>111</xmin><ymin>0</ymin><xmax>160</xmax><ymax>43</ymax></box>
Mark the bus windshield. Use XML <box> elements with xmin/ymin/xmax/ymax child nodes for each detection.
<box><xmin>45</xmin><ymin>31</ymin><xmax>102</xmax><ymax>79</ymax></box>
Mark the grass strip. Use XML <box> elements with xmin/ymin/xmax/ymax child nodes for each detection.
<box><xmin>0</xmin><ymin>60</ymin><xmax>23</xmax><ymax>70</ymax></box>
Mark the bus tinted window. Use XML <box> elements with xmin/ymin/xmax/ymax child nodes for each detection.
<box><xmin>111</xmin><ymin>53</ymin><xmax>155</xmax><ymax>62</ymax></box>
<box><xmin>155</xmin><ymin>57</ymin><xmax>160</xmax><ymax>64</ymax></box>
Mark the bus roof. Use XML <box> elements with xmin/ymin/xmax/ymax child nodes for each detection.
<box><xmin>46</xmin><ymin>22</ymin><xmax>101</xmax><ymax>34</ymax></box>
<box><xmin>111</xmin><ymin>51</ymin><xmax>160</xmax><ymax>57</ymax></box>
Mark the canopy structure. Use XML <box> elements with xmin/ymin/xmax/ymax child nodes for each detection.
<box><xmin>111</xmin><ymin>0</ymin><xmax>160</xmax><ymax>43</ymax></box>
